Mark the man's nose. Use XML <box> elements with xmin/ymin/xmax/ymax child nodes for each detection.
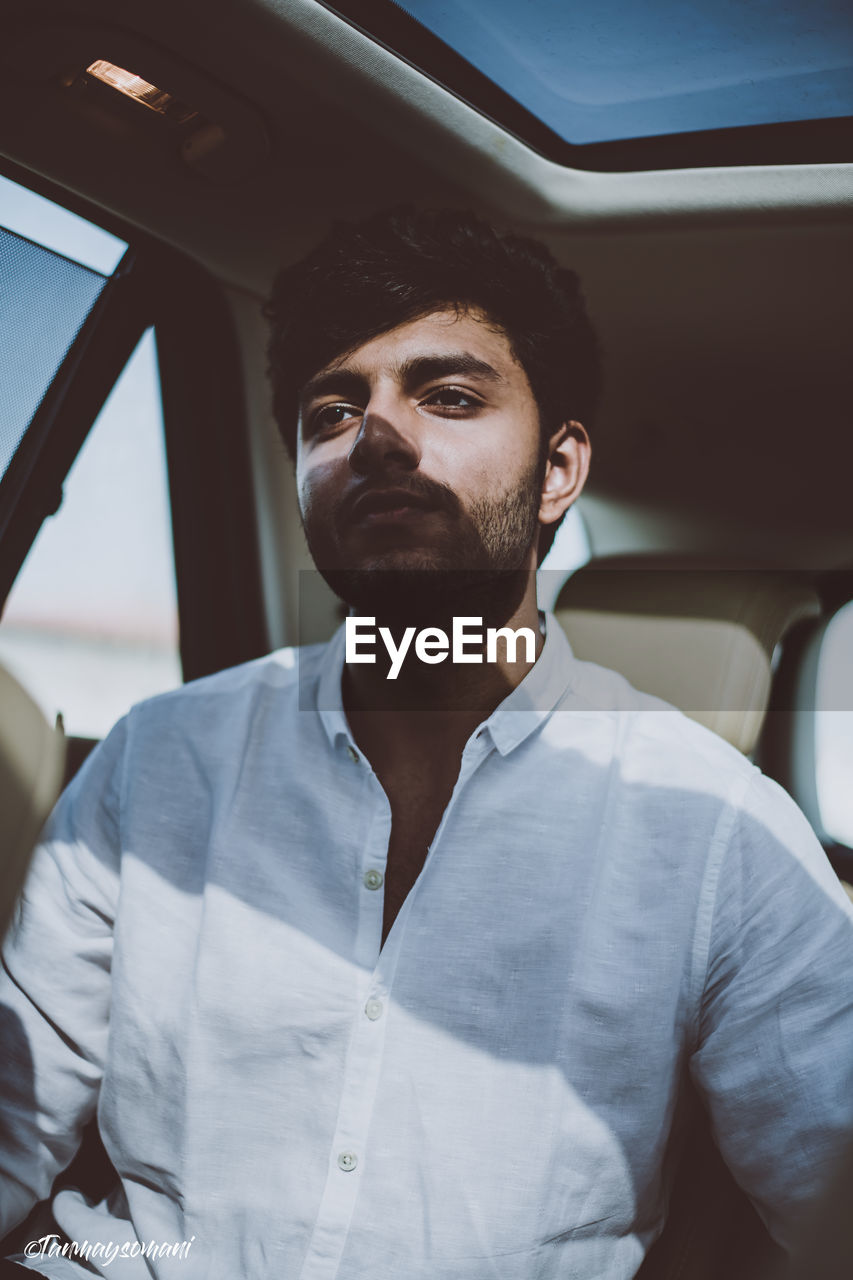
<box><xmin>348</xmin><ymin>404</ymin><xmax>420</xmax><ymax>477</ymax></box>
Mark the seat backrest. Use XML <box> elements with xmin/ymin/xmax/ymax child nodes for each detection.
<box><xmin>0</xmin><ymin>662</ymin><xmax>65</xmax><ymax>940</ymax></box>
<box><xmin>555</xmin><ymin>556</ymin><xmax>821</xmax><ymax>754</ymax></box>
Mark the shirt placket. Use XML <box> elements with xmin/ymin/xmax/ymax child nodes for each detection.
<box><xmin>296</xmin><ymin>742</ymin><xmax>392</xmax><ymax>1280</ymax></box>
<box><xmin>296</xmin><ymin>731</ymin><xmax>494</xmax><ymax>1280</ymax></box>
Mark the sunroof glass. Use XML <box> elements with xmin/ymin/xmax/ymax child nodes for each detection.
<box><xmin>393</xmin><ymin>0</ymin><xmax>853</xmax><ymax>145</ymax></box>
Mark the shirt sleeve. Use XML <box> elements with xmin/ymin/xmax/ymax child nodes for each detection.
<box><xmin>689</xmin><ymin>768</ymin><xmax>853</xmax><ymax>1252</ymax></box>
<box><xmin>0</xmin><ymin>716</ymin><xmax>127</xmax><ymax>1235</ymax></box>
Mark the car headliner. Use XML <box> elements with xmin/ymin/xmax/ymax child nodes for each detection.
<box><xmin>0</xmin><ymin>0</ymin><xmax>851</xmax><ymax>581</ymax></box>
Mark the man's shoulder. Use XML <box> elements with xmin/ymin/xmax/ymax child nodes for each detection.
<box><xmin>128</xmin><ymin>640</ymin><xmax>328</xmax><ymax>723</ymax></box>
<box><xmin>557</xmin><ymin>650</ymin><xmax>756</xmax><ymax>795</ymax></box>
<box><xmin>549</xmin><ymin>651</ymin><xmax>833</xmax><ymax>890</ymax></box>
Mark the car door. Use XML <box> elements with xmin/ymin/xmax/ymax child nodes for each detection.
<box><xmin>0</xmin><ymin>164</ymin><xmax>269</xmax><ymax>779</ymax></box>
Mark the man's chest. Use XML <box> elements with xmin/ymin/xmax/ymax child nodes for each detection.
<box><xmin>380</xmin><ymin>771</ymin><xmax>458</xmax><ymax>945</ymax></box>
<box><xmin>106</xmin><ymin>797</ymin><xmax>695</xmax><ymax>1269</ymax></box>
<box><xmin>113</xmin><ymin>720</ymin><xmax>714</xmax><ymax>1102</ymax></box>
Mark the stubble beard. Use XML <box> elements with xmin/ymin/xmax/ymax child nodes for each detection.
<box><xmin>311</xmin><ymin>459</ymin><xmax>543</xmax><ymax>634</ymax></box>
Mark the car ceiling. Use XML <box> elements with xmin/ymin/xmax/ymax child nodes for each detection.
<box><xmin>1</xmin><ymin>0</ymin><xmax>852</xmax><ymax>574</ymax></box>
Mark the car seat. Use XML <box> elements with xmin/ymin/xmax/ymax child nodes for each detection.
<box><xmin>0</xmin><ymin>662</ymin><xmax>65</xmax><ymax>941</ymax></box>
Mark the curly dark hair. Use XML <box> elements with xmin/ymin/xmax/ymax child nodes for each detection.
<box><xmin>264</xmin><ymin>207</ymin><xmax>602</xmax><ymax>557</ymax></box>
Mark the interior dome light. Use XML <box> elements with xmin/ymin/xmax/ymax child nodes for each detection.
<box><xmin>86</xmin><ymin>60</ymin><xmax>199</xmax><ymax>125</ymax></box>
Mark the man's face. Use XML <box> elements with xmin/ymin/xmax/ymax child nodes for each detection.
<box><xmin>295</xmin><ymin>308</ymin><xmax>547</xmax><ymax>618</ymax></box>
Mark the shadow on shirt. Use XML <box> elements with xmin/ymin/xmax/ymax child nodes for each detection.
<box><xmin>4</xmin><ymin>699</ymin><xmax>853</xmax><ymax>1275</ymax></box>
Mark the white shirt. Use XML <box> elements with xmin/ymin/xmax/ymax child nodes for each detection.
<box><xmin>2</xmin><ymin>616</ymin><xmax>853</xmax><ymax>1280</ymax></box>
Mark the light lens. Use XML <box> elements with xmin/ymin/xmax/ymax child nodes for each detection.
<box><xmin>86</xmin><ymin>60</ymin><xmax>198</xmax><ymax>125</ymax></box>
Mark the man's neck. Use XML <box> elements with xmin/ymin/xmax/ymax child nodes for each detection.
<box><xmin>342</xmin><ymin>576</ymin><xmax>543</xmax><ymax>778</ymax></box>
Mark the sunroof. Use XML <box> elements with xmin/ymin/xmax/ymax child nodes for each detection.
<box><xmin>389</xmin><ymin>0</ymin><xmax>853</xmax><ymax>148</ymax></box>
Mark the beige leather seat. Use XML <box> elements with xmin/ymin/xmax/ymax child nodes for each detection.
<box><xmin>0</xmin><ymin>663</ymin><xmax>65</xmax><ymax>941</ymax></box>
<box><xmin>555</xmin><ymin>556</ymin><xmax>821</xmax><ymax>756</ymax></box>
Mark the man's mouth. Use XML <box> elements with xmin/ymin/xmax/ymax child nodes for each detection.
<box><xmin>348</xmin><ymin>487</ymin><xmax>439</xmax><ymax>525</ymax></box>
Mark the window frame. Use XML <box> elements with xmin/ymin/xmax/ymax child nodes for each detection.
<box><xmin>0</xmin><ymin>159</ymin><xmax>269</xmax><ymax>692</ymax></box>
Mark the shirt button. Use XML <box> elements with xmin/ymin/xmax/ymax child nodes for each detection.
<box><xmin>364</xmin><ymin>998</ymin><xmax>383</xmax><ymax>1021</ymax></box>
<box><xmin>363</xmin><ymin>869</ymin><xmax>384</xmax><ymax>890</ymax></box>
<box><xmin>346</xmin><ymin>745</ymin><xmax>360</xmax><ymax>763</ymax></box>
<box><xmin>337</xmin><ymin>1151</ymin><xmax>358</xmax><ymax>1173</ymax></box>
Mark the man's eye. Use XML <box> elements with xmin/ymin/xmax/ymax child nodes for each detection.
<box><xmin>312</xmin><ymin>403</ymin><xmax>361</xmax><ymax>433</ymax></box>
<box><xmin>423</xmin><ymin>387</ymin><xmax>482</xmax><ymax>411</ymax></box>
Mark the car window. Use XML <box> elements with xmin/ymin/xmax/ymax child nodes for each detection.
<box><xmin>814</xmin><ymin>600</ymin><xmax>853</xmax><ymax>849</ymax></box>
<box><xmin>0</xmin><ymin>172</ymin><xmax>126</xmax><ymax>273</ymax></box>
<box><xmin>0</xmin><ymin>174</ymin><xmax>180</xmax><ymax>738</ymax></box>
<box><xmin>0</xmin><ymin>232</ymin><xmax>104</xmax><ymax>475</ymax></box>
<box><xmin>0</xmin><ymin>172</ymin><xmax>125</xmax><ymax>476</ymax></box>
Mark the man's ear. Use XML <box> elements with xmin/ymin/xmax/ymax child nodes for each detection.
<box><xmin>539</xmin><ymin>420</ymin><xmax>591</xmax><ymax>528</ymax></box>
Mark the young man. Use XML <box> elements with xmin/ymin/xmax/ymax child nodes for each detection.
<box><xmin>1</xmin><ymin>209</ymin><xmax>851</xmax><ymax>1280</ymax></box>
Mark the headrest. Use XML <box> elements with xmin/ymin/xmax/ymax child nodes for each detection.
<box><xmin>0</xmin><ymin>663</ymin><xmax>65</xmax><ymax>940</ymax></box>
<box><xmin>555</xmin><ymin>557</ymin><xmax>821</xmax><ymax>755</ymax></box>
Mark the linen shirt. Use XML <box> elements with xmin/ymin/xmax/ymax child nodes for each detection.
<box><xmin>2</xmin><ymin>616</ymin><xmax>853</xmax><ymax>1280</ymax></box>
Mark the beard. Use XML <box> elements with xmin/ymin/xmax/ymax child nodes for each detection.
<box><xmin>306</xmin><ymin>457</ymin><xmax>543</xmax><ymax>633</ymax></box>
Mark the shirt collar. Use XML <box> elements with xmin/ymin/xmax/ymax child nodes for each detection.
<box><xmin>314</xmin><ymin>612</ymin><xmax>579</xmax><ymax>757</ymax></box>
<box><xmin>485</xmin><ymin>613</ymin><xmax>578</xmax><ymax>755</ymax></box>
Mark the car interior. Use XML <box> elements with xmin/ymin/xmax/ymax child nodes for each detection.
<box><xmin>0</xmin><ymin>1</ymin><xmax>851</xmax><ymax>1276</ymax></box>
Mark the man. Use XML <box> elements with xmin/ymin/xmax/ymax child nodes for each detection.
<box><xmin>1</xmin><ymin>208</ymin><xmax>852</xmax><ymax>1279</ymax></box>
